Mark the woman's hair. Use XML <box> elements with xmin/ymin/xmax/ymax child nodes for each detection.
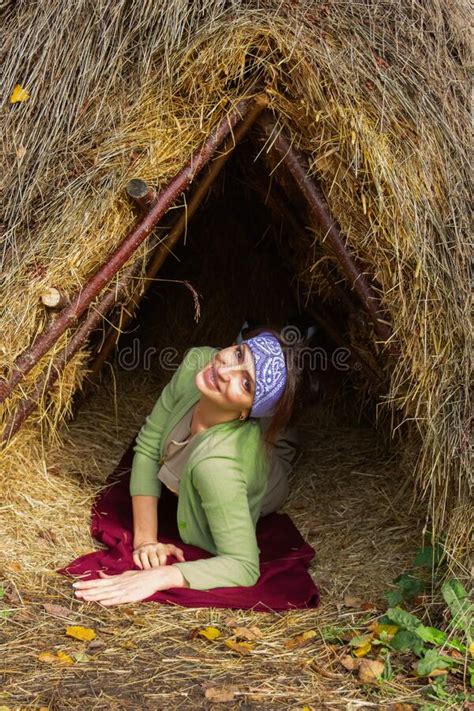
<box><xmin>242</xmin><ymin>325</ymin><xmax>320</xmax><ymax>447</ymax></box>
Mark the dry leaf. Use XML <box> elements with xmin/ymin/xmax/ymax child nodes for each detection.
<box><xmin>56</xmin><ymin>651</ymin><xmax>74</xmax><ymax>665</ymax></box>
<box><xmin>340</xmin><ymin>655</ymin><xmax>361</xmax><ymax>671</ymax></box>
<box><xmin>6</xmin><ymin>562</ymin><xmax>21</xmax><ymax>572</ymax></box>
<box><xmin>43</xmin><ymin>603</ymin><xmax>74</xmax><ymax>619</ymax></box>
<box><xmin>10</xmin><ymin>84</ymin><xmax>30</xmax><ymax>103</ymax></box>
<box><xmin>343</xmin><ymin>595</ymin><xmax>362</xmax><ymax>608</ymax></box>
<box><xmin>353</xmin><ymin>642</ymin><xmax>372</xmax><ymax>657</ymax></box>
<box><xmin>358</xmin><ymin>658</ymin><xmax>384</xmax><ymax>683</ymax></box>
<box><xmin>368</xmin><ymin>622</ymin><xmax>398</xmax><ymax>638</ymax></box>
<box><xmin>72</xmin><ymin>651</ymin><xmax>91</xmax><ymax>663</ymax></box>
<box><xmin>428</xmin><ymin>668</ymin><xmax>449</xmax><ymax>678</ymax></box>
<box><xmin>15</xmin><ymin>144</ymin><xmax>26</xmax><ymax>160</ymax></box>
<box><xmin>233</xmin><ymin>626</ymin><xmax>263</xmax><ymax>641</ymax></box>
<box><xmin>198</xmin><ymin>626</ymin><xmax>221</xmax><ymax>641</ymax></box>
<box><xmin>66</xmin><ymin>625</ymin><xmax>96</xmax><ymax>642</ymax></box>
<box><xmin>38</xmin><ymin>650</ymin><xmax>74</xmax><ymax>665</ymax></box>
<box><xmin>225</xmin><ymin>639</ymin><xmax>253</xmax><ymax>654</ymax></box>
<box><xmin>204</xmin><ymin>686</ymin><xmax>236</xmax><ymax>702</ymax></box>
<box><xmin>284</xmin><ymin>629</ymin><xmax>317</xmax><ymax>650</ymax></box>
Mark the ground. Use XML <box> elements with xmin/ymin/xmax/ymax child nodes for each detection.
<box><xmin>0</xmin><ymin>366</ymin><xmax>462</xmax><ymax>710</ymax></box>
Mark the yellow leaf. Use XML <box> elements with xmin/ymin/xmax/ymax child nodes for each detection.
<box><xmin>10</xmin><ymin>84</ymin><xmax>30</xmax><ymax>103</ymax></box>
<box><xmin>469</xmin><ymin>641</ymin><xmax>474</xmax><ymax>658</ymax></box>
<box><xmin>284</xmin><ymin>630</ymin><xmax>317</xmax><ymax>650</ymax></box>
<box><xmin>370</xmin><ymin>622</ymin><xmax>398</xmax><ymax>638</ymax></box>
<box><xmin>56</xmin><ymin>650</ymin><xmax>75</xmax><ymax>665</ymax></box>
<box><xmin>353</xmin><ymin>641</ymin><xmax>372</xmax><ymax>657</ymax></box>
<box><xmin>198</xmin><ymin>626</ymin><xmax>221</xmax><ymax>641</ymax></box>
<box><xmin>225</xmin><ymin>639</ymin><xmax>253</xmax><ymax>654</ymax></box>
<box><xmin>66</xmin><ymin>625</ymin><xmax>96</xmax><ymax>642</ymax></box>
<box><xmin>38</xmin><ymin>650</ymin><xmax>74</xmax><ymax>665</ymax></box>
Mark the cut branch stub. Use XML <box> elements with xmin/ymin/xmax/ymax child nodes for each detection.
<box><xmin>0</xmin><ymin>97</ymin><xmax>255</xmax><ymax>405</ymax></box>
<box><xmin>126</xmin><ymin>179</ymin><xmax>157</xmax><ymax>210</ymax></box>
<box><xmin>40</xmin><ymin>287</ymin><xmax>69</xmax><ymax>310</ymax></box>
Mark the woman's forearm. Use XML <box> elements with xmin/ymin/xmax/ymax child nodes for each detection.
<box><xmin>132</xmin><ymin>495</ymin><xmax>158</xmax><ymax>546</ymax></box>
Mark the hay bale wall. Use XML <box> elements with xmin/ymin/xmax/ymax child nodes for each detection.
<box><xmin>1</xmin><ymin>1</ymin><xmax>471</xmax><ymax>552</ymax></box>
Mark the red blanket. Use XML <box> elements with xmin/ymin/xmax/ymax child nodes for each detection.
<box><xmin>60</xmin><ymin>443</ymin><xmax>320</xmax><ymax>611</ymax></box>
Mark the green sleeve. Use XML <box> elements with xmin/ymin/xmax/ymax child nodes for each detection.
<box><xmin>173</xmin><ymin>457</ymin><xmax>260</xmax><ymax>589</ymax></box>
<box><xmin>129</xmin><ymin>364</ymin><xmax>181</xmax><ymax>498</ymax></box>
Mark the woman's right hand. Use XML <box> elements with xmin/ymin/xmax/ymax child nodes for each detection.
<box><xmin>132</xmin><ymin>541</ymin><xmax>185</xmax><ymax>570</ymax></box>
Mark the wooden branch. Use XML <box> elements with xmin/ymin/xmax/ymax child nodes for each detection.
<box><xmin>0</xmin><ymin>97</ymin><xmax>256</xmax><ymax>404</ymax></box>
<box><xmin>89</xmin><ymin>92</ymin><xmax>270</xmax><ymax>378</ymax></box>
<box><xmin>257</xmin><ymin>114</ymin><xmax>399</xmax><ymax>358</ymax></box>
<box><xmin>1</xmin><ymin>262</ymin><xmax>142</xmax><ymax>445</ymax></box>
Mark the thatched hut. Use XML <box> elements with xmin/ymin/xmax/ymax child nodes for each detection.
<box><xmin>0</xmin><ymin>0</ymin><xmax>471</xmax><ymax>705</ymax></box>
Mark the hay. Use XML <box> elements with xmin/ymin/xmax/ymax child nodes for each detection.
<box><xmin>0</xmin><ymin>359</ymin><xmax>428</xmax><ymax>709</ymax></box>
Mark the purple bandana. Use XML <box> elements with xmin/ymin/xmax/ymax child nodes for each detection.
<box><xmin>243</xmin><ymin>332</ymin><xmax>287</xmax><ymax>418</ymax></box>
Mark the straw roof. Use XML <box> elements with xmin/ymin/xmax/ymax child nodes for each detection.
<box><xmin>1</xmin><ymin>0</ymin><xmax>471</xmax><ymax>550</ymax></box>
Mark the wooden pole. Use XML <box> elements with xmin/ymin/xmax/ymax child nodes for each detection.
<box><xmin>126</xmin><ymin>179</ymin><xmax>157</xmax><ymax>210</ymax></box>
<box><xmin>0</xmin><ymin>98</ymin><xmax>255</xmax><ymax>404</ymax></box>
<box><xmin>257</xmin><ymin>115</ymin><xmax>398</xmax><ymax>358</ymax></box>
<box><xmin>89</xmin><ymin>93</ymin><xmax>270</xmax><ymax>378</ymax></box>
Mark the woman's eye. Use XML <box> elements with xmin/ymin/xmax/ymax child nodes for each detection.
<box><xmin>236</xmin><ymin>346</ymin><xmax>242</xmax><ymax>360</ymax></box>
<box><xmin>243</xmin><ymin>378</ymin><xmax>250</xmax><ymax>393</ymax></box>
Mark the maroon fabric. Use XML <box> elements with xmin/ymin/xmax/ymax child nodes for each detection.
<box><xmin>59</xmin><ymin>441</ymin><xmax>320</xmax><ymax>611</ymax></box>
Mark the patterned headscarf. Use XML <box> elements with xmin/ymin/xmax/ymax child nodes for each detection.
<box><xmin>243</xmin><ymin>332</ymin><xmax>287</xmax><ymax>418</ymax></box>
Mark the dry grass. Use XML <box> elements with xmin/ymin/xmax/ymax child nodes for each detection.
<box><xmin>1</xmin><ymin>363</ymin><xmax>433</xmax><ymax>710</ymax></box>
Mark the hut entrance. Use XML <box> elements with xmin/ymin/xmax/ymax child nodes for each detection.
<box><xmin>67</xmin><ymin>112</ymin><xmax>423</xmax><ymax>605</ymax></box>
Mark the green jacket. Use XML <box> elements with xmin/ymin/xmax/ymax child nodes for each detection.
<box><xmin>129</xmin><ymin>346</ymin><xmax>270</xmax><ymax>590</ymax></box>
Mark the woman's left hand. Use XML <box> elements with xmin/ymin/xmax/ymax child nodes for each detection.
<box><xmin>72</xmin><ymin>566</ymin><xmax>186</xmax><ymax>606</ymax></box>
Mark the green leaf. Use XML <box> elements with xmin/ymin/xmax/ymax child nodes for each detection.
<box><xmin>415</xmin><ymin>625</ymin><xmax>447</xmax><ymax>646</ymax></box>
<box><xmin>470</xmin><ymin>670</ymin><xmax>474</xmax><ymax>688</ymax></box>
<box><xmin>441</xmin><ymin>579</ymin><xmax>473</xmax><ymax>638</ymax></box>
<box><xmin>414</xmin><ymin>544</ymin><xmax>443</xmax><ymax>568</ymax></box>
<box><xmin>0</xmin><ymin>587</ymin><xmax>5</xmax><ymax>601</ymax></box>
<box><xmin>390</xmin><ymin>629</ymin><xmax>425</xmax><ymax>655</ymax></box>
<box><xmin>349</xmin><ymin>634</ymin><xmax>372</xmax><ymax>647</ymax></box>
<box><xmin>385</xmin><ymin>607</ymin><xmax>421</xmax><ymax>632</ymax></box>
<box><xmin>416</xmin><ymin>648</ymin><xmax>452</xmax><ymax>676</ymax></box>
<box><xmin>393</xmin><ymin>573</ymin><xmax>425</xmax><ymax>598</ymax></box>
<box><xmin>385</xmin><ymin>589</ymin><xmax>405</xmax><ymax>607</ymax></box>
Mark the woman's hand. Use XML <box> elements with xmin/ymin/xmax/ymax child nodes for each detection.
<box><xmin>73</xmin><ymin>566</ymin><xmax>187</xmax><ymax>606</ymax></box>
<box><xmin>132</xmin><ymin>541</ymin><xmax>185</xmax><ymax>569</ymax></box>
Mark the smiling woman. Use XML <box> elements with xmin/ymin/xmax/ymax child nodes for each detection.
<box><xmin>73</xmin><ymin>328</ymin><xmax>312</xmax><ymax>606</ymax></box>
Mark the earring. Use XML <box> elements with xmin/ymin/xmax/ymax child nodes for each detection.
<box><xmin>239</xmin><ymin>413</ymin><xmax>246</xmax><ymax>421</ymax></box>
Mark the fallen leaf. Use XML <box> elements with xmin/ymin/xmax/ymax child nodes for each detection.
<box><xmin>204</xmin><ymin>686</ymin><xmax>236</xmax><ymax>702</ymax></box>
<box><xmin>15</xmin><ymin>144</ymin><xmax>26</xmax><ymax>160</ymax></box>
<box><xmin>470</xmin><ymin>641</ymin><xmax>474</xmax><ymax>658</ymax></box>
<box><xmin>10</xmin><ymin>84</ymin><xmax>30</xmax><ymax>103</ymax></box>
<box><xmin>38</xmin><ymin>650</ymin><xmax>74</xmax><ymax>665</ymax></box>
<box><xmin>358</xmin><ymin>658</ymin><xmax>384</xmax><ymax>683</ymax></box>
<box><xmin>284</xmin><ymin>630</ymin><xmax>317</xmax><ymax>650</ymax></box>
<box><xmin>340</xmin><ymin>655</ymin><xmax>361</xmax><ymax>671</ymax></box>
<box><xmin>233</xmin><ymin>626</ymin><xmax>263</xmax><ymax>641</ymax></box>
<box><xmin>66</xmin><ymin>625</ymin><xmax>96</xmax><ymax>642</ymax></box>
<box><xmin>343</xmin><ymin>595</ymin><xmax>362</xmax><ymax>608</ymax></box>
<box><xmin>72</xmin><ymin>651</ymin><xmax>91</xmax><ymax>663</ymax></box>
<box><xmin>198</xmin><ymin>626</ymin><xmax>221</xmax><ymax>641</ymax></box>
<box><xmin>428</xmin><ymin>668</ymin><xmax>449</xmax><ymax>678</ymax></box>
<box><xmin>6</xmin><ymin>562</ymin><xmax>21</xmax><ymax>573</ymax></box>
<box><xmin>56</xmin><ymin>651</ymin><xmax>74</xmax><ymax>665</ymax></box>
<box><xmin>43</xmin><ymin>603</ymin><xmax>74</xmax><ymax>619</ymax></box>
<box><xmin>119</xmin><ymin>640</ymin><xmax>138</xmax><ymax>650</ymax></box>
<box><xmin>353</xmin><ymin>641</ymin><xmax>372</xmax><ymax>657</ymax></box>
<box><xmin>225</xmin><ymin>639</ymin><xmax>253</xmax><ymax>655</ymax></box>
<box><xmin>369</xmin><ymin>622</ymin><xmax>399</xmax><ymax>639</ymax></box>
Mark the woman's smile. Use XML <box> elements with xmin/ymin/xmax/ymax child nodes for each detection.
<box><xmin>204</xmin><ymin>363</ymin><xmax>221</xmax><ymax>392</ymax></box>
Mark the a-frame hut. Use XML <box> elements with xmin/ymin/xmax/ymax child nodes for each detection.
<box><xmin>0</xmin><ymin>1</ymin><xmax>471</xmax><ymax>705</ymax></box>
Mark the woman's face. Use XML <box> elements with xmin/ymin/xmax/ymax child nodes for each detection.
<box><xmin>195</xmin><ymin>343</ymin><xmax>256</xmax><ymax>415</ymax></box>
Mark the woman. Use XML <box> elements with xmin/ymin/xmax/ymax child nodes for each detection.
<box><xmin>73</xmin><ymin>328</ymin><xmax>309</xmax><ymax>606</ymax></box>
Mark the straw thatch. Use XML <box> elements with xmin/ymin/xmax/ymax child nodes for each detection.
<box><xmin>1</xmin><ymin>0</ymin><xmax>470</xmax><ymax>536</ymax></box>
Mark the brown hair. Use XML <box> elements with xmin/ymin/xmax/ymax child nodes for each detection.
<box><xmin>242</xmin><ymin>325</ymin><xmax>320</xmax><ymax>447</ymax></box>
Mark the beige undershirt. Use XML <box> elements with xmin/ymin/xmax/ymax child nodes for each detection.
<box><xmin>158</xmin><ymin>404</ymin><xmax>298</xmax><ymax>514</ymax></box>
